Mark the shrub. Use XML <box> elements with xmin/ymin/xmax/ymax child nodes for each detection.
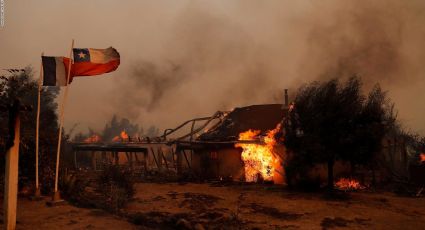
<box><xmin>97</xmin><ymin>164</ymin><xmax>135</xmax><ymax>212</ymax></box>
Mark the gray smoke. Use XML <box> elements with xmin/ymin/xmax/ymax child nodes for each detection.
<box><xmin>298</xmin><ymin>1</ymin><xmax>405</xmax><ymax>86</ymax></box>
<box><xmin>107</xmin><ymin>0</ymin><xmax>425</xmax><ymax>134</ymax></box>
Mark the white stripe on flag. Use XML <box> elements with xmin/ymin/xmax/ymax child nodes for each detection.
<box><xmin>88</xmin><ymin>47</ymin><xmax>118</xmax><ymax>64</ymax></box>
<box><xmin>55</xmin><ymin>57</ymin><xmax>67</xmax><ymax>86</ymax></box>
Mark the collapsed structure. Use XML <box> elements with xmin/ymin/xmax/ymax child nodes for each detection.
<box><xmin>72</xmin><ymin>104</ymin><xmax>288</xmax><ymax>183</ymax></box>
<box><xmin>71</xmin><ymin>89</ymin><xmax>425</xmax><ymax>188</ymax></box>
<box><xmin>72</xmin><ymin>91</ymin><xmax>290</xmax><ymax>184</ymax></box>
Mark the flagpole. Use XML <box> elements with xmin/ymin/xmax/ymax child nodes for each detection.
<box><xmin>34</xmin><ymin>52</ymin><xmax>43</xmax><ymax>198</ymax></box>
<box><xmin>52</xmin><ymin>39</ymin><xmax>74</xmax><ymax>202</ymax></box>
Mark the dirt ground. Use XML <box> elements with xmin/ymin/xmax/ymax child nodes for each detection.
<box><xmin>126</xmin><ymin>182</ymin><xmax>425</xmax><ymax>230</ymax></box>
<box><xmin>1</xmin><ymin>182</ymin><xmax>425</xmax><ymax>229</ymax></box>
<box><xmin>0</xmin><ymin>198</ymin><xmax>138</xmax><ymax>230</ymax></box>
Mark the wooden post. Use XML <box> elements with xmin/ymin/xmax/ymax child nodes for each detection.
<box><xmin>74</xmin><ymin>151</ymin><xmax>78</xmax><ymax>169</ymax></box>
<box><xmin>143</xmin><ymin>150</ymin><xmax>148</xmax><ymax>173</ymax></box>
<box><xmin>34</xmin><ymin>52</ymin><xmax>43</xmax><ymax>198</ymax></box>
<box><xmin>52</xmin><ymin>39</ymin><xmax>74</xmax><ymax>202</ymax></box>
<box><xmin>176</xmin><ymin>148</ymin><xmax>183</xmax><ymax>175</ymax></box>
<box><xmin>134</xmin><ymin>152</ymin><xmax>139</xmax><ymax>163</ymax></box>
<box><xmin>114</xmin><ymin>152</ymin><xmax>119</xmax><ymax>165</ymax></box>
<box><xmin>4</xmin><ymin>102</ymin><xmax>21</xmax><ymax>230</ymax></box>
<box><xmin>127</xmin><ymin>152</ymin><xmax>133</xmax><ymax>170</ymax></box>
<box><xmin>91</xmin><ymin>151</ymin><xmax>96</xmax><ymax>170</ymax></box>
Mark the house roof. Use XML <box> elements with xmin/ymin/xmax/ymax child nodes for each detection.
<box><xmin>198</xmin><ymin>104</ymin><xmax>287</xmax><ymax>142</ymax></box>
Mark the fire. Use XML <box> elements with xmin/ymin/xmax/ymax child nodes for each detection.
<box><xmin>84</xmin><ymin>134</ymin><xmax>101</xmax><ymax>143</ymax></box>
<box><xmin>335</xmin><ymin>178</ymin><xmax>365</xmax><ymax>191</ymax></box>
<box><xmin>420</xmin><ymin>153</ymin><xmax>425</xmax><ymax>163</ymax></box>
<box><xmin>120</xmin><ymin>130</ymin><xmax>129</xmax><ymax>139</ymax></box>
<box><xmin>112</xmin><ymin>130</ymin><xmax>129</xmax><ymax>142</ymax></box>
<box><xmin>239</xmin><ymin>129</ymin><xmax>261</xmax><ymax>140</ymax></box>
<box><xmin>235</xmin><ymin>124</ymin><xmax>282</xmax><ymax>183</ymax></box>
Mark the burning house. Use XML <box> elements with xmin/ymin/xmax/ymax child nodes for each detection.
<box><xmin>181</xmin><ymin>104</ymin><xmax>287</xmax><ymax>183</ymax></box>
<box><xmin>72</xmin><ymin>88</ymin><xmax>422</xmax><ymax>189</ymax></box>
<box><xmin>71</xmin><ymin>90</ymin><xmax>291</xmax><ymax>184</ymax></box>
<box><xmin>70</xmin><ymin>89</ymin><xmax>360</xmax><ymax>187</ymax></box>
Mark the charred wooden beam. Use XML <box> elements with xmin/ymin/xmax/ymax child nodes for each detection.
<box><xmin>190</xmin><ymin>120</ymin><xmax>196</xmax><ymax>142</ymax></box>
<box><xmin>174</xmin><ymin>139</ymin><xmax>267</xmax><ymax>151</ymax></box>
<box><xmin>159</xmin><ymin>148</ymin><xmax>168</xmax><ymax>169</ymax></box>
<box><xmin>143</xmin><ymin>151</ymin><xmax>148</xmax><ymax>173</ymax></box>
<box><xmin>72</xmin><ymin>143</ymin><xmax>151</xmax><ymax>152</ymax></box>
<box><xmin>150</xmin><ymin>147</ymin><xmax>160</xmax><ymax>169</ymax></box>
<box><xmin>183</xmin><ymin>150</ymin><xmax>191</xmax><ymax>169</ymax></box>
<box><xmin>171</xmin><ymin>147</ymin><xmax>177</xmax><ymax>170</ymax></box>
<box><xmin>162</xmin><ymin>111</ymin><xmax>226</xmax><ymax>141</ymax></box>
<box><xmin>176</xmin><ymin>147</ymin><xmax>183</xmax><ymax>175</ymax></box>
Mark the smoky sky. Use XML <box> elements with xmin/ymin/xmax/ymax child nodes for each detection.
<box><xmin>1</xmin><ymin>1</ymin><xmax>425</xmax><ymax>135</ymax></box>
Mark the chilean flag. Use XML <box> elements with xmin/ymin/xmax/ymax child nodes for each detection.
<box><xmin>72</xmin><ymin>47</ymin><xmax>120</xmax><ymax>77</ymax></box>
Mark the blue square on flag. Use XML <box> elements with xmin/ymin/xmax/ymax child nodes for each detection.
<box><xmin>73</xmin><ymin>48</ymin><xmax>91</xmax><ymax>62</ymax></box>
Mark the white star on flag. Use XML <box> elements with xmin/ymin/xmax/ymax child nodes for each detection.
<box><xmin>78</xmin><ymin>52</ymin><xmax>86</xmax><ymax>59</ymax></box>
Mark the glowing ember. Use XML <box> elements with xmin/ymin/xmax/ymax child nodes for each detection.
<box><xmin>84</xmin><ymin>134</ymin><xmax>101</xmax><ymax>143</ymax></box>
<box><xmin>420</xmin><ymin>153</ymin><xmax>425</xmax><ymax>163</ymax></box>
<box><xmin>235</xmin><ymin>124</ymin><xmax>282</xmax><ymax>183</ymax></box>
<box><xmin>335</xmin><ymin>178</ymin><xmax>365</xmax><ymax>191</ymax></box>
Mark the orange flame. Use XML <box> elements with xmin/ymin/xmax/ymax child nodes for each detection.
<box><xmin>84</xmin><ymin>134</ymin><xmax>101</xmax><ymax>143</ymax></box>
<box><xmin>235</xmin><ymin>124</ymin><xmax>282</xmax><ymax>183</ymax></box>
<box><xmin>120</xmin><ymin>130</ymin><xmax>129</xmax><ymax>140</ymax></box>
<box><xmin>335</xmin><ymin>178</ymin><xmax>365</xmax><ymax>190</ymax></box>
<box><xmin>112</xmin><ymin>130</ymin><xmax>129</xmax><ymax>142</ymax></box>
<box><xmin>420</xmin><ymin>153</ymin><xmax>425</xmax><ymax>163</ymax></box>
<box><xmin>238</xmin><ymin>129</ymin><xmax>261</xmax><ymax>141</ymax></box>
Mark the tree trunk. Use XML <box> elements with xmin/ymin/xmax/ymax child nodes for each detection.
<box><xmin>327</xmin><ymin>158</ymin><xmax>335</xmax><ymax>190</ymax></box>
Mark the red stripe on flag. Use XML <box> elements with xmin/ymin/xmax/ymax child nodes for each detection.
<box><xmin>63</xmin><ymin>57</ymin><xmax>74</xmax><ymax>84</ymax></box>
<box><xmin>72</xmin><ymin>59</ymin><xmax>120</xmax><ymax>77</ymax></box>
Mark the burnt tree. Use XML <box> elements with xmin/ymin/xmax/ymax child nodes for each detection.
<box><xmin>0</xmin><ymin>67</ymin><xmax>62</xmax><ymax>193</ymax></box>
<box><xmin>284</xmin><ymin>77</ymin><xmax>394</xmax><ymax>189</ymax></box>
